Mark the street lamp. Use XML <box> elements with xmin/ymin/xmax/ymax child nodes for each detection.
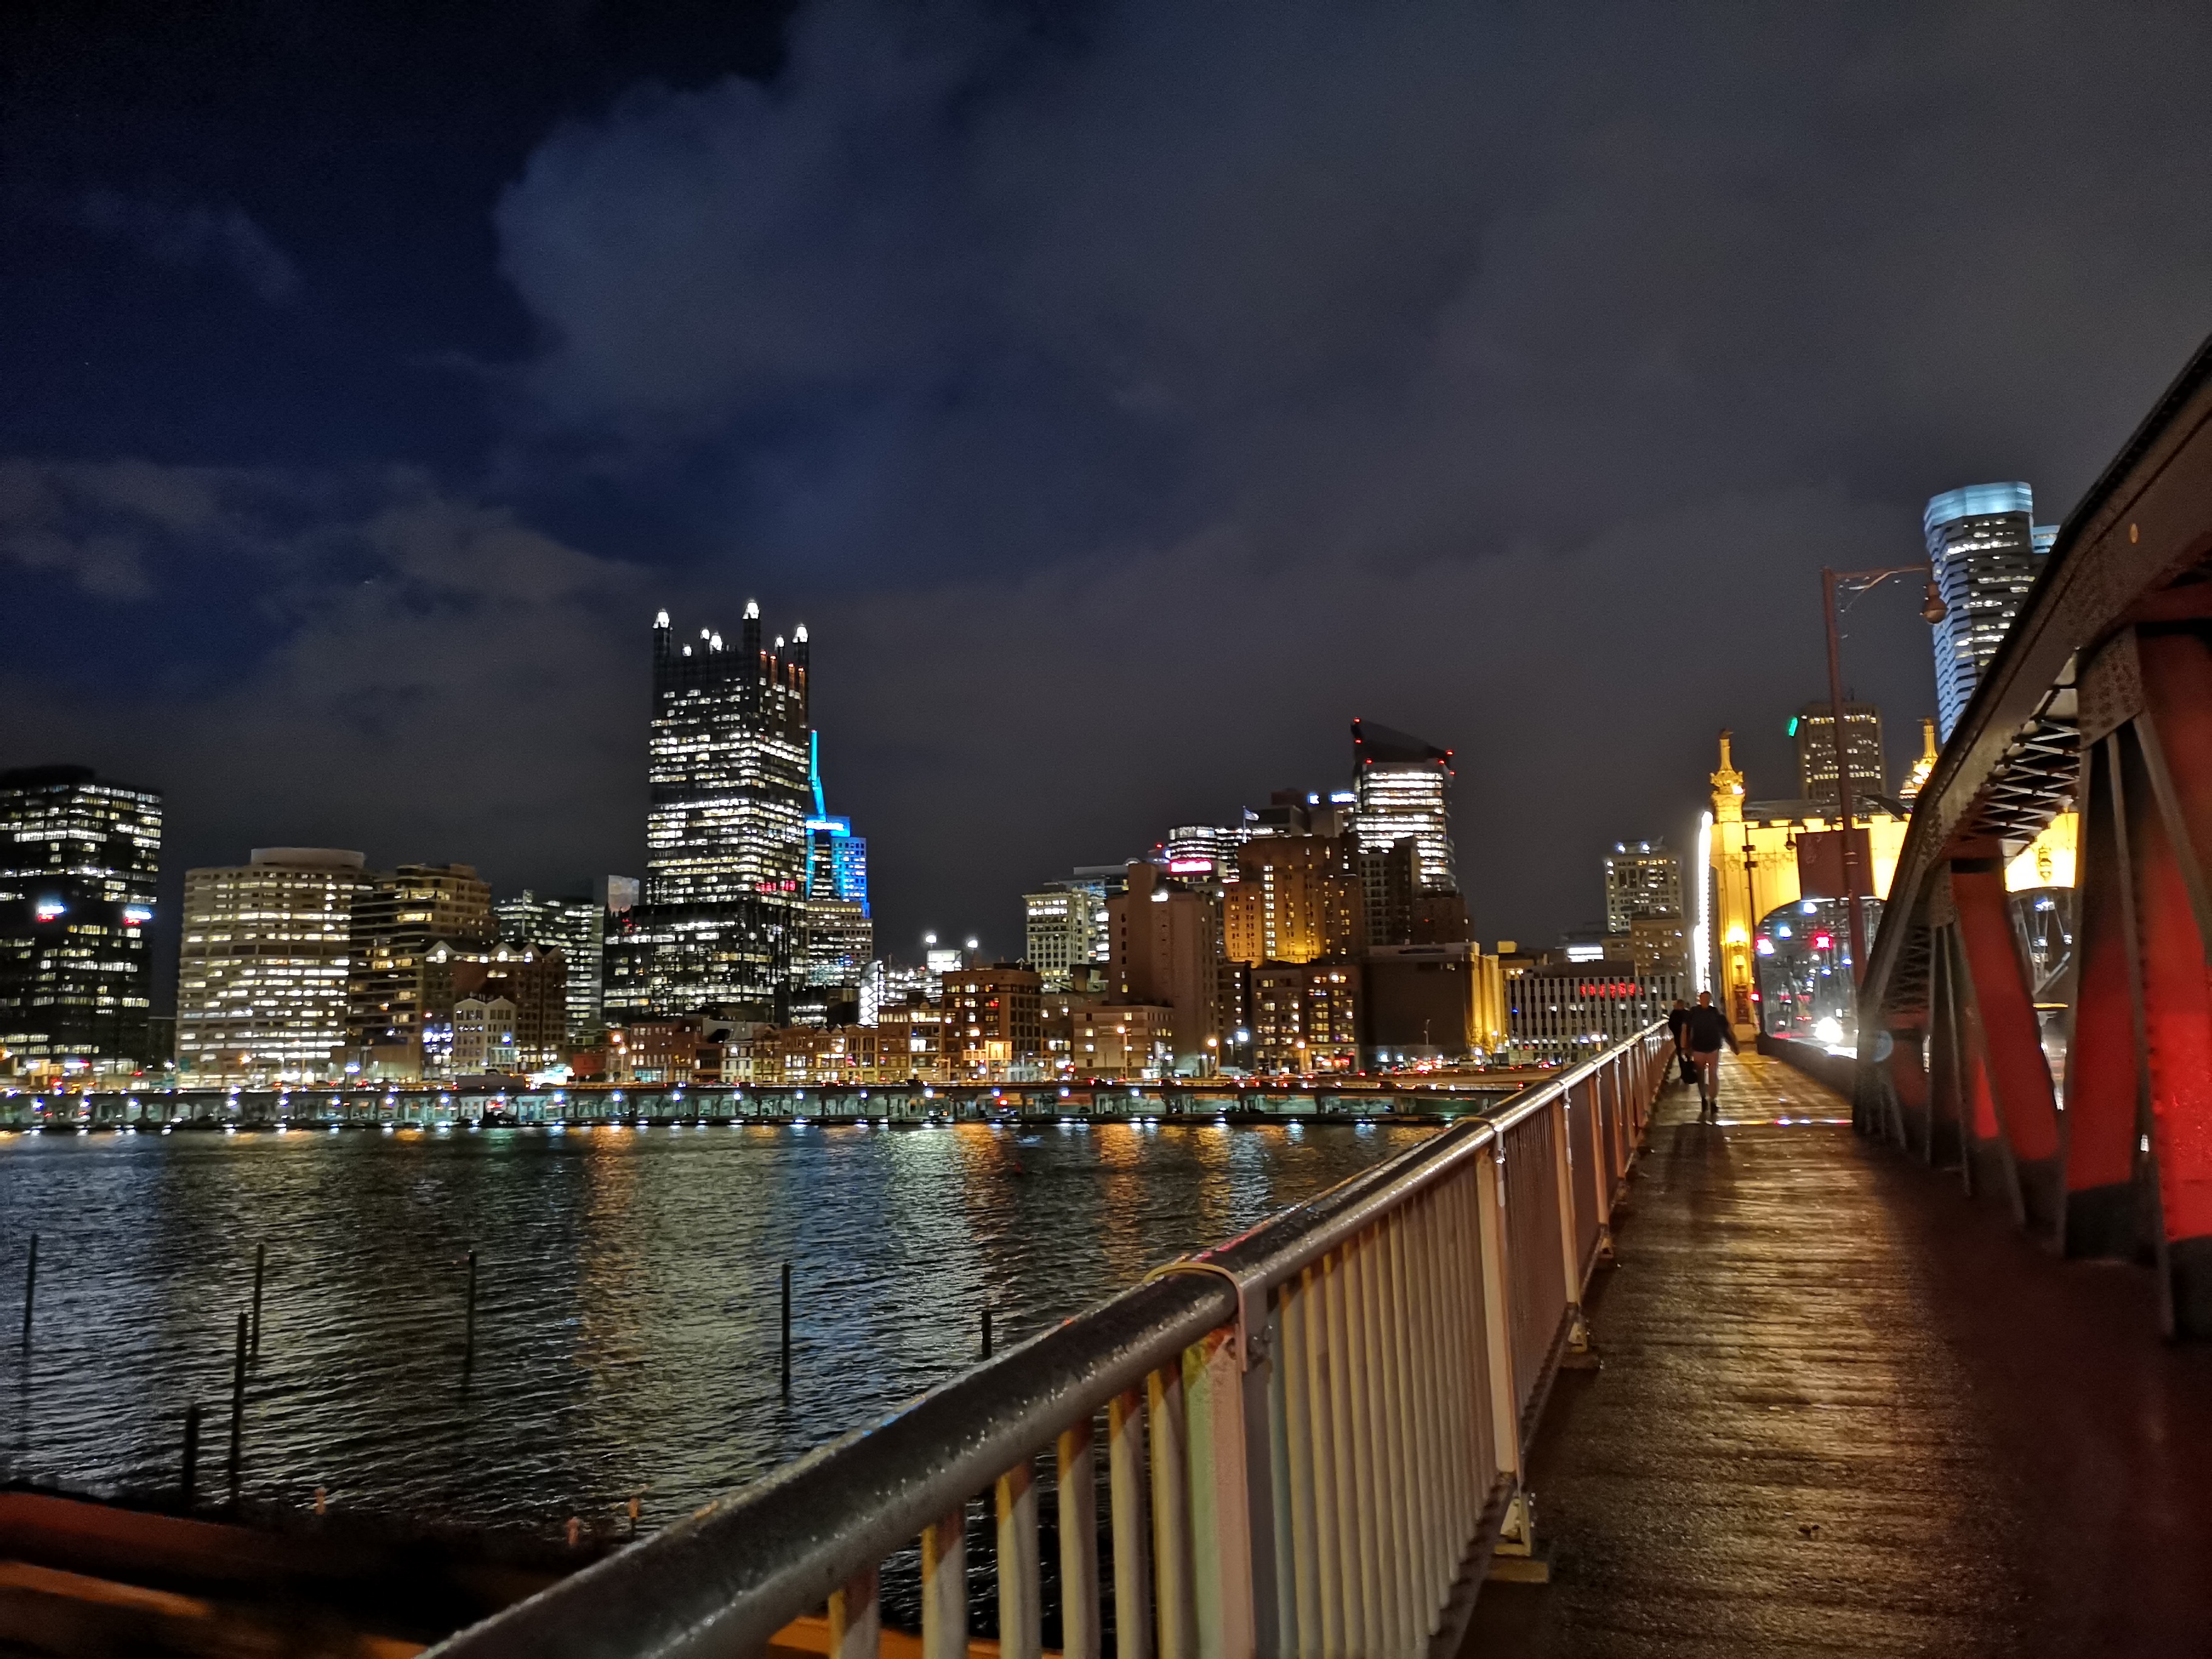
<box><xmin>1820</xmin><ymin>564</ymin><xmax>1948</xmax><ymax>984</ymax></box>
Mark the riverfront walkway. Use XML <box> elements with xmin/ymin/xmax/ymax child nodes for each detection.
<box><xmin>1463</xmin><ymin>1050</ymin><xmax>2212</xmax><ymax>1658</ymax></box>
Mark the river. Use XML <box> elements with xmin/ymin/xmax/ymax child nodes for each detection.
<box><xmin>0</xmin><ymin>1116</ymin><xmax>1438</xmax><ymax>1540</ymax></box>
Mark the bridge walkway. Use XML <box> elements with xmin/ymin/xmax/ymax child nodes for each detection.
<box><xmin>1463</xmin><ymin>1050</ymin><xmax>2212</xmax><ymax>1658</ymax></box>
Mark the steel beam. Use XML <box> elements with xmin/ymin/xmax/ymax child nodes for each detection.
<box><xmin>1952</xmin><ymin>860</ymin><xmax>2064</xmax><ymax>1237</ymax></box>
<box><xmin>2060</xmin><ymin>734</ymin><xmax>2150</xmax><ymax>1258</ymax></box>
<box><xmin>2130</xmin><ymin>627</ymin><xmax>2212</xmax><ymax>1334</ymax></box>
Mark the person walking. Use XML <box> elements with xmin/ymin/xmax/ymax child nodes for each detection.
<box><xmin>1666</xmin><ymin>998</ymin><xmax>1694</xmax><ymax>1085</ymax></box>
<box><xmin>1682</xmin><ymin>990</ymin><xmax>1738</xmax><ymax>1119</ymax></box>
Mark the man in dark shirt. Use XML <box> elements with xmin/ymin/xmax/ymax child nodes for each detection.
<box><xmin>1666</xmin><ymin>999</ymin><xmax>1692</xmax><ymax>1081</ymax></box>
<box><xmin>1683</xmin><ymin>991</ymin><xmax>1738</xmax><ymax>1119</ymax></box>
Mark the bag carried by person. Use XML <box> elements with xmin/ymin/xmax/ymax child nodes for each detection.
<box><xmin>1678</xmin><ymin>1051</ymin><xmax>1698</xmax><ymax>1085</ymax></box>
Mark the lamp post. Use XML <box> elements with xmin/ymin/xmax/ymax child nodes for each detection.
<box><xmin>1819</xmin><ymin>565</ymin><xmax>1948</xmax><ymax>985</ymax></box>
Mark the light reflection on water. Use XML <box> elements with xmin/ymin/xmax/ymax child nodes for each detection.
<box><xmin>0</xmin><ymin>1118</ymin><xmax>1432</xmax><ymax>1537</ymax></box>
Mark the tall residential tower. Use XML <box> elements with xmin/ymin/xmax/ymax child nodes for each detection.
<box><xmin>1925</xmin><ymin>484</ymin><xmax>2055</xmax><ymax>740</ymax></box>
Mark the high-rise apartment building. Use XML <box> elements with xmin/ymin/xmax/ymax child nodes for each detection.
<box><xmin>1926</xmin><ymin>484</ymin><xmax>2056</xmax><ymax>740</ymax></box>
<box><xmin>1791</xmin><ymin>702</ymin><xmax>1885</xmax><ymax>812</ymax></box>
<box><xmin>1352</xmin><ymin>720</ymin><xmax>1457</xmax><ymax>948</ymax></box>
<box><xmin>0</xmin><ymin>766</ymin><xmax>162</xmax><ymax>1076</ymax></box>
<box><xmin>1107</xmin><ymin>862</ymin><xmax>1224</xmax><ymax>1073</ymax></box>
<box><xmin>1222</xmin><ymin>834</ymin><xmax>1360</xmax><ymax>965</ymax></box>
<box><xmin>616</xmin><ymin>605</ymin><xmax>815</xmax><ymax>1017</ymax></box>
<box><xmin>346</xmin><ymin>863</ymin><xmax>494</xmax><ymax>1078</ymax></box>
<box><xmin>1024</xmin><ymin>886</ymin><xmax>1098</xmax><ymax>989</ymax></box>
<box><xmin>179</xmin><ymin>848</ymin><xmax>369</xmax><ymax>1082</ymax></box>
<box><xmin>1602</xmin><ymin>840</ymin><xmax>1683</xmax><ymax>934</ymax></box>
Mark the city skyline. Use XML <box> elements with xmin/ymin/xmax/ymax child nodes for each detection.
<box><xmin>7</xmin><ymin>5</ymin><xmax>2212</xmax><ymax>969</ymax></box>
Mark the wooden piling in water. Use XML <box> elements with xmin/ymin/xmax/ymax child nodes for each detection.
<box><xmin>19</xmin><ymin>1233</ymin><xmax>35</xmax><ymax>1347</ymax></box>
<box><xmin>250</xmin><ymin>1242</ymin><xmax>266</xmax><ymax>1356</ymax></box>
<box><xmin>464</xmin><ymin>1247</ymin><xmax>478</xmax><ymax>1378</ymax></box>
<box><xmin>982</xmin><ymin>1306</ymin><xmax>993</xmax><ymax>1359</ymax></box>
<box><xmin>227</xmin><ymin>1312</ymin><xmax>247</xmax><ymax>1504</ymax></box>
<box><xmin>780</xmin><ymin>1261</ymin><xmax>791</xmax><ymax>1398</ymax></box>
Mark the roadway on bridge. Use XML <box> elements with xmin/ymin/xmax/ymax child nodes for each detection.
<box><xmin>1463</xmin><ymin>1051</ymin><xmax>2212</xmax><ymax>1658</ymax></box>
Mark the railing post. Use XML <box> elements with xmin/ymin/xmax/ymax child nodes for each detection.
<box><xmin>920</xmin><ymin>1507</ymin><xmax>966</xmax><ymax>1659</ymax></box>
<box><xmin>1057</xmin><ymin>1423</ymin><xmax>1102</xmax><ymax>1659</ymax></box>
<box><xmin>1148</xmin><ymin>1363</ymin><xmax>1196</xmax><ymax>1659</ymax></box>
<box><xmin>1182</xmin><ymin>1324</ymin><xmax>1272</xmax><ymax>1659</ymax></box>
<box><xmin>826</xmin><ymin>1566</ymin><xmax>879</xmax><ymax>1659</ymax></box>
<box><xmin>1108</xmin><ymin>1390</ymin><xmax>1153</xmax><ymax>1659</ymax></box>
<box><xmin>997</xmin><ymin>1458</ymin><xmax>1042</xmax><ymax>1659</ymax></box>
<box><xmin>1550</xmin><ymin>1093</ymin><xmax>1592</xmax><ymax>1351</ymax></box>
<box><xmin>1472</xmin><ymin>1136</ymin><xmax>1532</xmax><ymax>1558</ymax></box>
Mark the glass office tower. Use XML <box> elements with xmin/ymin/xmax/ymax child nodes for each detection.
<box><xmin>0</xmin><ymin>765</ymin><xmax>163</xmax><ymax>1076</ymax></box>
<box><xmin>1926</xmin><ymin>483</ymin><xmax>2054</xmax><ymax>741</ymax></box>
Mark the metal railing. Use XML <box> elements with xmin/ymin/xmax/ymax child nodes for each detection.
<box><xmin>429</xmin><ymin>1025</ymin><xmax>1669</xmax><ymax>1659</ymax></box>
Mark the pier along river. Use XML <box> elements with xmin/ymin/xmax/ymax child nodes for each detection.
<box><xmin>0</xmin><ymin>1116</ymin><xmax>1440</xmax><ymax>1540</ymax></box>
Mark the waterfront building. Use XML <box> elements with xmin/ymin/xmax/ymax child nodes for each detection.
<box><xmin>1249</xmin><ymin>960</ymin><xmax>1361</xmax><ymax>1074</ymax></box>
<box><xmin>1352</xmin><ymin>719</ymin><xmax>1456</xmax><ymax>914</ymax></box>
<box><xmin>1601</xmin><ymin>840</ymin><xmax>1683</xmax><ymax>934</ymax></box>
<box><xmin>750</xmin><ymin>1022</ymin><xmax>880</xmax><ymax>1086</ymax></box>
<box><xmin>451</xmin><ymin>996</ymin><xmax>517</xmax><ymax>1075</ymax></box>
<box><xmin>877</xmin><ymin>994</ymin><xmax>947</xmax><ymax>1080</ymax></box>
<box><xmin>1926</xmin><ymin>483</ymin><xmax>2055</xmax><ymax>740</ymax></box>
<box><xmin>1024</xmin><ymin>886</ymin><xmax>1099</xmax><ymax>990</ymax></box>
<box><xmin>623</xmin><ymin>605</ymin><xmax>813</xmax><ymax>1017</ymax></box>
<box><xmin>1065</xmin><ymin>1001</ymin><xmax>1175</xmax><ymax>1080</ymax></box>
<box><xmin>1506</xmin><ymin>962</ymin><xmax>1686</xmax><ymax>1062</ymax></box>
<box><xmin>0</xmin><ymin>765</ymin><xmax>163</xmax><ymax>1078</ymax></box>
<box><xmin>605</xmin><ymin>1012</ymin><xmax>751</xmax><ymax>1085</ymax></box>
<box><xmin>1791</xmin><ymin>702</ymin><xmax>1886</xmax><ymax>812</ymax></box>
<box><xmin>430</xmin><ymin>941</ymin><xmax>566</xmax><ymax>1074</ymax></box>
<box><xmin>178</xmin><ymin>848</ymin><xmax>368</xmax><ymax>1082</ymax></box>
<box><xmin>1107</xmin><ymin>862</ymin><xmax>1224</xmax><ymax>1073</ymax></box>
<box><xmin>1222</xmin><ymin>834</ymin><xmax>1361</xmax><ymax>965</ymax></box>
<box><xmin>940</xmin><ymin>965</ymin><xmax>1044</xmax><ymax>1081</ymax></box>
<box><xmin>344</xmin><ymin>863</ymin><xmax>494</xmax><ymax>1079</ymax></box>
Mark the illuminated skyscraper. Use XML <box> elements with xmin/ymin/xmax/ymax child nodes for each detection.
<box><xmin>1352</xmin><ymin>720</ymin><xmax>1456</xmax><ymax>945</ymax></box>
<box><xmin>612</xmin><ymin>605</ymin><xmax>814</xmax><ymax>1017</ymax></box>
<box><xmin>1791</xmin><ymin>702</ymin><xmax>1885</xmax><ymax>812</ymax></box>
<box><xmin>0</xmin><ymin>766</ymin><xmax>163</xmax><ymax>1076</ymax></box>
<box><xmin>496</xmin><ymin>880</ymin><xmax>631</xmax><ymax>1045</ymax></box>
<box><xmin>346</xmin><ymin>863</ymin><xmax>495</xmax><ymax>1078</ymax></box>
<box><xmin>180</xmin><ymin>848</ymin><xmax>368</xmax><ymax>1082</ymax></box>
<box><xmin>1602</xmin><ymin>840</ymin><xmax>1683</xmax><ymax>934</ymax></box>
<box><xmin>1926</xmin><ymin>484</ymin><xmax>2056</xmax><ymax>740</ymax></box>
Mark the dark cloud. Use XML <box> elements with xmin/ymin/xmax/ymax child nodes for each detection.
<box><xmin>75</xmin><ymin>192</ymin><xmax>301</xmax><ymax>303</ymax></box>
<box><xmin>5</xmin><ymin>1</ymin><xmax>2212</xmax><ymax>968</ymax></box>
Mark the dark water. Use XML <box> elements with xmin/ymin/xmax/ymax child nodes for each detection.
<box><xmin>0</xmin><ymin>1118</ymin><xmax>1432</xmax><ymax>1539</ymax></box>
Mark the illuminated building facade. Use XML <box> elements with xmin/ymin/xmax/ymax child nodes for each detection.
<box><xmin>1926</xmin><ymin>484</ymin><xmax>2054</xmax><ymax>740</ymax></box>
<box><xmin>941</xmin><ymin>965</ymin><xmax>1044</xmax><ymax>1080</ymax></box>
<box><xmin>624</xmin><ymin>605</ymin><xmax>814</xmax><ymax>1014</ymax></box>
<box><xmin>1024</xmin><ymin>886</ymin><xmax>1098</xmax><ymax>988</ymax></box>
<box><xmin>1250</xmin><ymin>959</ymin><xmax>1360</xmax><ymax>1073</ymax></box>
<box><xmin>1223</xmin><ymin>835</ymin><xmax>1360</xmax><ymax>965</ymax></box>
<box><xmin>1601</xmin><ymin>839</ymin><xmax>1683</xmax><ymax>934</ymax></box>
<box><xmin>0</xmin><ymin>765</ymin><xmax>163</xmax><ymax>1076</ymax></box>
<box><xmin>1352</xmin><ymin>720</ymin><xmax>1460</xmax><ymax>950</ymax></box>
<box><xmin>495</xmin><ymin>881</ymin><xmax>630</xmax><ymax>1045</ymax></box>
<box><xmin>877</xmin><ymin>995</ymin><xmax>947</xmax><ymax>1080</ymax></box>
<box><xmin>1065</xmin><ymin>1001</ymin><xmax>1175</xmax><ymax>1079</ymax></box>
<box><xmin>344</xmin><ymin>863</ymin><xmax>495</xmax><ymax>1079</ymax></box>
<box><xmin>1506</xmin><ymin>965</ymin><xmax>1687</xmax><ymax>1062</ymax></box>
<box><xmin>1792</xmin><ymin>702</ymin><xmax>1886</xmax><ymax>812</ymax></box>
<box><xmin>1107</xmin><ymin>862</ymin><xmax>1224</xmax><ymax>1073</ymax></box>
<box><xmin>1162</xmin><ymin>824</ymin><xmax>1244</xmax><ymax>883</ymax></box>
<box><xmin>179</xmin><ymin>848</ymin><xmax>368</xmax><ymax>1082</ymax></box>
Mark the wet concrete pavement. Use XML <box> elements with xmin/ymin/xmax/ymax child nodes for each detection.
<box><xmin>1461</xmin><ymin>1050</ymin><xmax>2212</xmax><ymax>1658</ymax></box>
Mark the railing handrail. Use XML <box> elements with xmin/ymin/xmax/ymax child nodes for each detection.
<box><xmin>429</xmin><ymin>1024</ymin><xmax>1668</xmax><ymax>1659</ymax></box>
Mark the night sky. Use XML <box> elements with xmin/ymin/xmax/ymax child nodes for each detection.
<box><xmin>5</xmin><ymin>3</ymin><xmax>2211</xmax><ymax>982</ymax></box>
